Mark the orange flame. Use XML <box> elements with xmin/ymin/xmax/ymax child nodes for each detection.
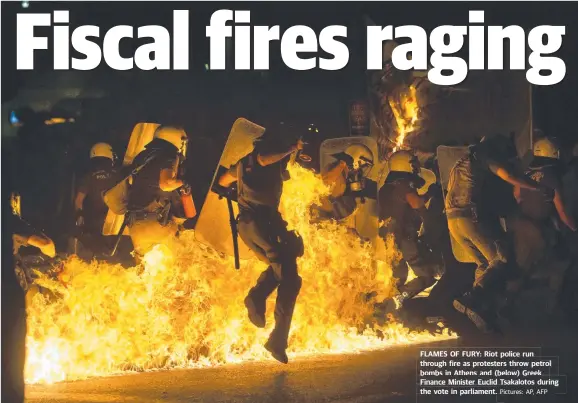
<box><xmin>389</xmin><ymin>85</ymin><xmax>420</xmax><ymax>152</ymax></box>
<box><xmin>24</xmin><ymin>164</ymin><xmax>455</xmax><ymax>384</ymax></box>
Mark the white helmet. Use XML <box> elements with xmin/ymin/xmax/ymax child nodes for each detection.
<box><xmin>533</xmin><ymin>138</ymin><xmax>559</xmax><ymax>159</ymax></box>
<box><xmin>388</xmin><ymin>150</ymin><xmax>419</xmax><ymax>174</ymax></box>
<box><xmin>154</xmin><ymin>126</ymin><xmax>188</xmax><ymax>156</ymax></box>
<box><xmin>90</xmin><ymin>143</ymin><xmax>114</xmax><ymax>160</ymax></box>
<box><xmin>344</xmin><ymin>143</ymin><xmax>374</xmax><ymax>170</ymax></box>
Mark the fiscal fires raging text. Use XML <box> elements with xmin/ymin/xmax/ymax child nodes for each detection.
<box><xmin>16</xmin><ymin>9</ymin><xmax>566</xmax><ymax>85</ymax></box>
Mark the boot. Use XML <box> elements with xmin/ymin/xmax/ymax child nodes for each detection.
<box><xmin>264</xmin><ymin>337</ymin><xmax>289</xmax><ymax>364</ymax></box>
<box><xmin>453</xmin><ymin>289</ymin><xmax>498</xmax><ymax>333</ymax></box>
<box><xmin>244</xmin><ymin>293</ymin><xmax>266</xmax><ymax>328</ymax></box>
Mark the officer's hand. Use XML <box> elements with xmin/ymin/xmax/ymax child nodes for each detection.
<box><xmin>293</xmin><ymin>139</ymin><xmax>305</xmax><ymax>152</ymax></box>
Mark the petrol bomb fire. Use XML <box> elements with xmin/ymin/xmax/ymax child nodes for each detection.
<box><xmin>389</xmin><ymin>85</ymin><xmax>420</xmax><ymax>151</ymax></box>
<box><xmin>24</xmin><ymin>164</ymin><xmax>456</xmax><ymax>385</ymax></box>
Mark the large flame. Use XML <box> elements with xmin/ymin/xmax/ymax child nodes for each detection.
<box><xmin>24</xmin><ymin>164</ymin><xmax>455</xmax><ymax>384</ymax></box>
<box><xmin>389</xmin><ymin>85</ymin><xmax>420</xmax><ymax>151</ymax></box>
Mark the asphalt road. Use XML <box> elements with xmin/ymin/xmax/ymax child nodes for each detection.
<box><xmin>25</xmin><ymin>323</ymin><xmax>578</xmax><ymax>403</ymax></box>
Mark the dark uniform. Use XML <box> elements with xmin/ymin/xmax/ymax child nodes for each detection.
<box><xmin>76</xmin><ymin>158</ymin><xmax>118</xmax><ymax>254</ymax></box>
<box><xmin>228</xmin><ymin>139</ymin><xmax>303</xmax><ymax>355</ymax></box>
<box><xmin>127</xmin><ymin>139</ymin><xmax>180</xmax><ymax>257</ymax></box>
<box><xmin>379</xmin><ymin>177</ymin><xmax>439</xmax><ymax>301</ymax></box>
<box><xmin>510</xmin><ymin>160</ymin><xmax>562</xmax><ymax>270</ymax></box>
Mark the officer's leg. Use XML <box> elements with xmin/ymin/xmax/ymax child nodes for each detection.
<box><xmin>397</xmin><ymin>237</ymin><xmax>438</xmax><ymax>301</ymax></box>
<box><xmin>247</xmin><ymin>216</ymin><xmax>302</xmax><ymax>361</ymax></box>
<box><xmin>237</xmin><ymin>216</ymin><xmax>280</xmax><ymax>328</ymax></box>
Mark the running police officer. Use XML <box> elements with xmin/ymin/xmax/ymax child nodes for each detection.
<box><xmin>126</xmin><ymin>126</ymin><xmax>190</xmax><ymax>259</ymax></box>
<box><xmin>217</xmin><ymin>131</ymin><xmax>304</xmax><ymax>364</ymax></box>
<box><xmin>377</xmin><ymin>150</ymin><xmax>441</xmax><ymax>311</ymax></box>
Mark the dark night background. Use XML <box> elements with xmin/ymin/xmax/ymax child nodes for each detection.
<box><xmin>1</xmin><ymin>1</ymin><xmax>578</xmax><ymax>243</ymax></box>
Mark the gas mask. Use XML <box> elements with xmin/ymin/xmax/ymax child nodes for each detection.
<box><xmin>344</xmin><ymin>144</ymin><xmax>374</xmax><ymax>192</ymax></box>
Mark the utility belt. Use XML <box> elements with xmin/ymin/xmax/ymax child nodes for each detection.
<box><xmin>238</xmin><ymin>207</ymin><xmax>304</xmax><ymax>258</ymax></box>
<box><xmin>238</xmin><ymin>206</ymin><xmax>286</xmax><ymax>231</ymax></box>
<box><xmin>128</xmin><ymin>202</ymin><xmax>171</xmax><ymax>226</ymax></box>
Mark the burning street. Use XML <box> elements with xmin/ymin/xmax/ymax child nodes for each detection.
<box><xmin>23</xmin><ymin>166</ymin><xmax>454</xmax><ymax>385</ymax></box>
<box><xmin>24</xmin><ymin>325</ymin><xmax>578</xmax><ymax>403</ymax></box>
<box><xmin>25</xmin><ymin>345</ymin><xmax>448</xmax><ymax>403</ymax></box>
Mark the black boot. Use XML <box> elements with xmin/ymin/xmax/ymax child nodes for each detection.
<box><xmin>266</xmin><ymin>272</ymin><xmax>302</xmax><ymax>364</ymax></box>
<box><xmin>264</xmin><ymin>337</ymin><xmax>289</xmax><ymax>364</ymax></box>
<box><xmin>244</xmin><ymin>293</ymin><xmax>266</xmax><ymax>328</ymax></box>
<box><xmin>453</xmin><ymin>289</ymin><xmax>498</xmax><ymax>333</ymax></box>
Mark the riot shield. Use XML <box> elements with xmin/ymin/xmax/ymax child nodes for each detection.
<box><xmin>436</xmin><ymin>145</ymin><xmax>476</xmax><ymax>263</ymax></box>
<box><xmin>319</xmin><ymin>136</ymin><xmax>381</xmax><ymax>240</ymax></box>
<box><xmin>102</xmin><ymin>123</ymin><xmax>160</xmax><ymax>236</ymax></box>
<box><xmin>194</xmin><ymin>118</ymin><xmax>266</xmax><ymax>258</ymax></box>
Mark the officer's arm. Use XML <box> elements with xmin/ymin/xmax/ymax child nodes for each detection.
<box><xmin>159</xmin><ymin>159</ymin><xmax>184</xmax><ymax>192</ymax></box>
<box><xmin>218</xmin><ymin>171</ymin><xmax>237</xmax><ymax>187</ymax></box>
<box><xmin>218</xmin><ymin>163</ymin><xmax>238</xmax><ymax>187</ymax></box>
<box><xmin>74</xmin><ymin>191</ymin><xmax>86</xmax><ymax>211</ymax></box>
<box><xmin>406</xmin><ymin>189</ymin><xmax>435</xmax><ymax>240</ymax></box>
<box><xmin>554</xmin><ymin>187</ymin><xmax>577</xmax><ymax>231</ymax></box>
<box><xmin>257</xmin><ymin>140</ymin><xmax>303</xmax><ymax>166</ymax></box>
<box><xmin>489</xmin><ymin>162</ymin><xmax>540</xmax><ymax>190</ymax></box>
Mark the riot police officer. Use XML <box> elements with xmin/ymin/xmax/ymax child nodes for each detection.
<box><xmin>74</xmin><ymin>143</ymin><xmax>118</xmax><ymax>256</ymax></box>
<box><xmin>312</xmin><ymin>143</ymin><xmax>375</xmax><ymax>222</ymax></box>
<box><xmin>377</xmin><ymin>150</ymin><xmax>442</xmax><ymax>311</ymax></box>
<box><xmin>218</xmin><ymin>132</ymin><xmax>304</xmax><ymax>364</ymax></box>
<box><xmin>127</xmin><ymin>126</ymin><xmax>190</xmax><ymax>259</ymax></box>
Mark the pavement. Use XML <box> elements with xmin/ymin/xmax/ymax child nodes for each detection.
<box><xmin>25</xmin><ymin>322</ymin><xmax>578</xmax><ymax>403</ymax></box>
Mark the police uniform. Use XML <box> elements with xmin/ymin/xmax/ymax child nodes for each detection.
<box><xmin>379</xmin><ymin>177</ymin><xmax>439</xmax><ymax>300</ymax></box>
<box><xmin>127</xmin><ymin>139</ymin><xmax>180</xmax><ymax>257</ymax></box>
<box><xmin>76</xmin><ymin>158</ymin><xmax>118</xmax><ymax>253</ymax></box>
<box><xmin>228</xmin><ymin>139</ymin><xmax>302</xmax><ymax>352</ymax></box>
